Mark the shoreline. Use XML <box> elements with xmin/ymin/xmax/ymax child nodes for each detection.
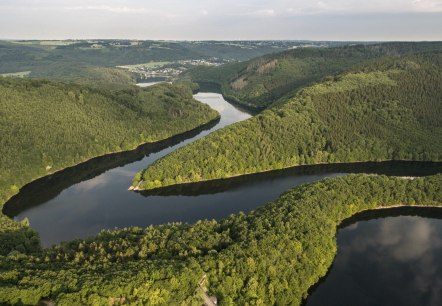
<box><xmin>131</xmin><ymin>159</ymin><xmax>442</xmax><ymax>192</ymax></box>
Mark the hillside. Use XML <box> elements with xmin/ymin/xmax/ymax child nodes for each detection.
<box><xmin>0</xmin><ymin>41</ymin><xmax>138</xmax><ymax>88</ymax></box>
<box><xmin>1</xmin><ymin>174</ymin><xmax>441</xmax><ymax>305</ymax></box>
<box><xmin>135</xmin><ymin>52</ymin><xmax>442</xmax><ymax>190</ymax></box>
<box><xmin>185</xmin><ymin>42</ymin><xmax>442</xmax><ymax>109</ymax></box>
<box><xmin>0</xmin><ymin>78</ymin><xmax>219</xmax><ymax>206</ymax></box>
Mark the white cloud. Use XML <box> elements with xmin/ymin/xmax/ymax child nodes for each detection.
<box><xmin>66</xmin><ymin>5</ymin><xmax>150</xmax><ymax>13</ymax></box>
<box><xmin>253</xmin><ymin>9</ymin><xmax>276</xmax><ymax>16</ymax></box>
<box><xmin>283</xmin><ymin>0</ymin><xmax>442</xmax><ymax>15</ymax></box>
<box><xmin>233</xmin><ymin>8</ymin><xmax>276</xmax><ymax>17</ymax></box>
<box><xmin>347</xmin><ymin>217</ymin><xmax>442</xmax><ymax>262</ymax></box>
<box><xmin>2</xmin><ymin>0</ymin><xmax>442</xmax><ymax>15</ymax></box>
<box><xmin>316</xmin><ymin>1</ymin><xmax>330</xmax><ymax>10</ymax></box>
<box><xmin>74</xmin><ymin>175</ymin><xmax>110</xmax><ymax>192</ymax></box>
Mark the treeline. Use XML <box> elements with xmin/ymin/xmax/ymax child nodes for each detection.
<box><xmin>136</xmin><ymin>52</ymin><xmax>442</xmax><ymax>190</ymax></box>
<box><xmin>186</xmin><ymin>42</ymin><xmax>442</xmax><ymax>109</ymax></box>
<box><xmin>1</xmin><ymin>174</ymin><xmax>441</xmax><ymax>305</ymax></box>
<box><xmin>0</xmin><ymin>78</ymin><xmax>219</xmax><ymax>206</ymax></box>
<box><xmin>0</xmin><ymin>214</ymin><xmax>40</xmax><ymax>257</ymax></box>
<box><xmin>30</xmin><ymin>63</ymin><xmax>137</xmax><ymax>91</ymax></box>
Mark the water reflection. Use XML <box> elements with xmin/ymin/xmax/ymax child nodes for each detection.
<box><xmin>306</xmin><ymin>210</ymin><xmax>442</xmax><ymax>306</ymax></box>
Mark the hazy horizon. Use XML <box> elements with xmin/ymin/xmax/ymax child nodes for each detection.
<box><xmin>1</xmin><ymin>1</ymin><xmax>442</xmax><ymax>41</ymax></box>
<box><xmin>1</xmin><ymin>38</ymin><xmax>441</xmax><ymax>42</ymax></box>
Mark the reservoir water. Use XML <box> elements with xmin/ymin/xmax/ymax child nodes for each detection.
<box><xmin>306</xmin><ymin>208</ymin><xmax>442</xmax><ymax>306</ymax></box>
<box><xmin>3</xmin><ymin>90</ymin><xmax>442</xmax><ymax>305</ymax></box>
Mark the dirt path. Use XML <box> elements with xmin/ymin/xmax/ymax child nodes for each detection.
<box><xmin>198</xmin><ymin>274</ymin><xmax>217</xmax><ymax>306</ymax></box>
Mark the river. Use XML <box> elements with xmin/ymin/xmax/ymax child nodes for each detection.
<box><xmin>3</xmin><ymin>90</ymin><xmax>442</xmax><ymax>305</ymax></box>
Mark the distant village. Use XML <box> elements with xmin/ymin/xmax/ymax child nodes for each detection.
<box><xmin>117</xmin><ymin>58</ymin><xmax>231</xmax><ymax>79</ymax></box>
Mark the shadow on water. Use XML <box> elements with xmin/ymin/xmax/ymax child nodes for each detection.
<box><xmin>5</xmin><ymin>158</ymin><xmax>442</xmax><ymax>218</ymax></box>
<box><xmin>139</xmin><ymin>161</ymin><xmax>442</xmax><ymax>197</ymax></box>
<box><xmin>2</xmin><ymin>118</ymin><xmax>220</xmax><ymax>217</ymax></box>
<box><xmin>339</xmin><ymin>206</ymin><xmax>442</xmax><ymax>229</ymax></box>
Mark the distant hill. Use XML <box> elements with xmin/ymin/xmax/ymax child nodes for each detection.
<box><xmin>136</xmin><ymin>51</ymin><xmax>442</xmax><ymax>190</ymax></box>
<box><xmin>185</xmin><ymin>42</ymin><xmax>442</xmax><ymax>109</ymax></box>
<box><xmin>0</xmin><ymin>40</ymin><xmax>339</xmax><ymax>87</ymax></box>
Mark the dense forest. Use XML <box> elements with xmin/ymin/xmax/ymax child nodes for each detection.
<box><xmin>0</xmin><ymin>78</ymin><xmax>219</xmax><ymax>207</ymax></box>
<box><xmin>135</xmin><ymin>52</ymin><xmax>442</xmax><ymax>190</ymax></box>
<box><xmin>1</xmin><ymin>174</ymin><xmax>441</xmax><ymax>305</ymax></box>
<box><xmin>186</xmin><ymin>42</ymin><xmax>442</xmax><ymax>109</ymax></box>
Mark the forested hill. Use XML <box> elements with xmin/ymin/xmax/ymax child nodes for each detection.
<box><xmin>1</xmin><ymin>174</ymin><xmax>441</xmax><ymax>305</ymax></box>
<box><xmin>0</xmin><ymin>78</ymin><xmax>219</xmax><ymax>206</ymax></box>
<box><xmin>135</xmin><ymin>52</ymin><xmax>442</xmax><ymax>190</ymax></box>
<box><xmin>185</xmin><ymin>42</ymin><xmax>442</xmax><ymax>109</ymax></box>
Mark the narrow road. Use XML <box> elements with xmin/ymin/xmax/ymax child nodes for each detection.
<box><xmin>198</xmin><ymin>274</ymin><xmax>217</xmax><ymax>306</ymax></box>
<box><xmin>200</xmin><ymin>291</ymin><xmax>216</xmax><ymax>306</ymax></box>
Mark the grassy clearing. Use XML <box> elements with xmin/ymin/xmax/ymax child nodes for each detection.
<box><xmin>0</xmin><ymin>71</ymin><xmax>31</xmax><ymax>78</ymax></box>
<box><xmin>117</xmin><ymin>61</ymin><xmax>171</xmax><ymax>69</ymax></box>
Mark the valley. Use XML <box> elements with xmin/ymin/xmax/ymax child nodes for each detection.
<box><xmin>0</xmin><ymin>40</ymin><xmax>441</xmax><ymax>306</ymax></box>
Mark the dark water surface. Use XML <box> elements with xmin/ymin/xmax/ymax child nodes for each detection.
<box><xmin>306</xmin><ymin>208</ymin><xmax>442</xmax><ymax>306</ymax></box>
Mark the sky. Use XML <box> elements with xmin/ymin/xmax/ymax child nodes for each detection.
<box><xmin>1</xmin><ymin>0</ymin><xmax>441</xmax><ymax>40</ymax></box>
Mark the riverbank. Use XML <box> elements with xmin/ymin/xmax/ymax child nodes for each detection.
<box><xmin>131</xmin><ymin>158</ymin><xmax>442</xmax><ymax>192</ymax></box>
